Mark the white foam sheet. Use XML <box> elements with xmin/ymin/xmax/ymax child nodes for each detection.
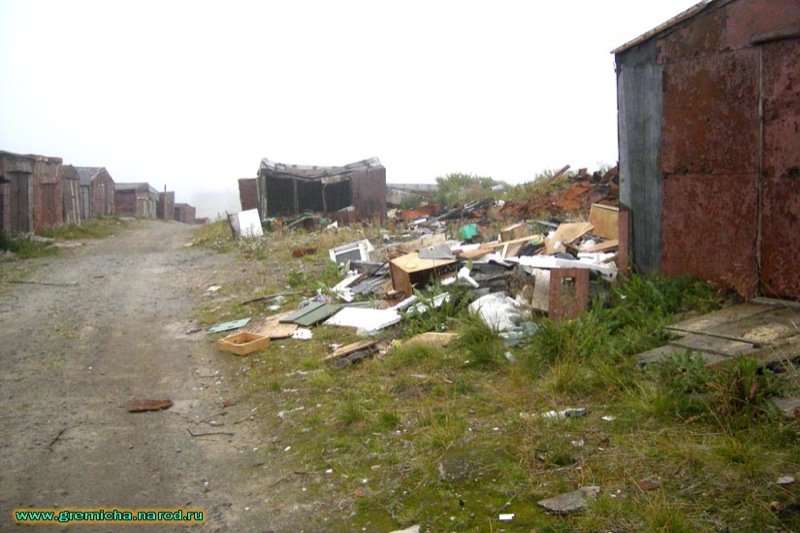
<box><xmin>325</xmin><ymin>307</ymin><xmax>402</xmax><ymax>334</ymax></box>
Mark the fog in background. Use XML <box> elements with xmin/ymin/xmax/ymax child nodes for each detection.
<box><xmin>0</xmin><ymin>0</ymin><xmax>699</xmax><ymax>218</ymax></box>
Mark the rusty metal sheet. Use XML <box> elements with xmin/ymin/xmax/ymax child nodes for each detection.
<box><xmin>656</xmin><ymin>7</ymin><xmax>725</xmax><ymax>64</ymax></box>
<box><xmin>661</xmin><ymin>50</ymin><xmax>760</xmax><ymax>175</ymax></box>
<box><xmin>661</xmin><ymin>174</ymin><xmax>758</xmax><ymax>298</ymax></box>
<box><xmin>760</xmin><ymin>38</ymin><xmax>800</xmax><ymax>300</ymax></box>
<box><xmin>725</xmin><ymin>0</ymin><xmax>800</xmax><ymax>49</ymax></box>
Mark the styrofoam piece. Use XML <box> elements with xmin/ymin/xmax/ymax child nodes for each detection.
<box><xmin>324</xmin><ymin>307</ymin><xmax>402</xmax><ymax>334</ymax></box>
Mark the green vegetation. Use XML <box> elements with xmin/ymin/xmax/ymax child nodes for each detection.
<box><xmin>38</xmin><ymin>216</ymin><xmax>128</xmax><ymax>240</ymax></box>
<box><xmin>194</xmin><ymin>222</ymin><xmax>800</xmax><ymax>532</ymax></box>
<box><xmin>434</xmin><ymin>172</ymin><xmax>506</xmax><ymax>208</ymax></box>
<box><xmin>0</xmin><ymin>232</ymin><xmax>58</xmax><ymax>259</ymax></box>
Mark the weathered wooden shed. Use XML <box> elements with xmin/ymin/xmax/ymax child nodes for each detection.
<box><xmin>58</xmin><ymin>165</ymin><xmax>81</xmax><ymax>225</ymax></box>
<box><xmin>615</xmin><ymin>0</ymin><xmax>800</xmax><ymax>300</ymax></box>
<box><xmin>174</xmin><ymin>203</ymin><xmax>196</xmax><ymax>224</ymax></box>
<box><xmin>115</xmin><ymin>182</ymin><xmax>158</xmax><ymax>218</ymax></box>
<box><xmin>0</xmin><ymin>150</ymin><xmax>64</xmax><ymax>234</ymax></box>
<box><xmin>157</xmin><ymin>190</ymin><xmax>175</xmax><ymax>220</ymax></box>
<box><xmin>75</xmin><ymin>167</ymin><xmax>115</xmax><ymax>219</ymax></box>
<box><xmin>257</xmin><ymin>157</ymin><xmax>386</xmax><ymax>222</ymax></box>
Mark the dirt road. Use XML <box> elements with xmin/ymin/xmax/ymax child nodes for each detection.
<box><xmin>0</xmin><ymin>221</ymin><xmax>302</xmax><ymax>531</ymax></box>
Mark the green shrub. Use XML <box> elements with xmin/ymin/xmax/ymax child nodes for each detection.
<box><xmin>450</xmin><ymin>314</ymin><xmax>506</xmax><ymax>369</ymax></box>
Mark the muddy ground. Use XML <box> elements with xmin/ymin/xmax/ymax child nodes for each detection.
<box><xmin>0</xmin><ymin>221</ymin><xmax>323</xmax><ymax>532</ymax></box>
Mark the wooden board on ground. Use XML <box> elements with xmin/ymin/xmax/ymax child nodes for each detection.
<box><xmin>249</xmin><ymin>311</ymin><xmax>299</xmax><ymax>339</ymax></box>
<box><xmin>635</xmin><ymin>345</ymin><xmax>678</xmax><ymax>365</ymax></box>
<box><xmin>724</xmin><ymin>336</ymin><xmax>800</xmax><ymax>369</ymax></box>
<box><xmin>704</xmin><ymin>307</ymin><xmax>800</xmax><ymax>345</ymax></box>
<box><xmin>635</xmin><ymin>345</ymin><xmax>728</xmax><ymax>366</ymax></box>
<box><xmin>637</xmin><ymin>300</ymin><xmax>800</xmax><ymax>368</ymax></box>
<box><xmin>671</xmin><ymin>333</ymin><xmax>759</xmax><ymax>358</ymax></box>
<box><xmin>323</xmin><ymin>340</ymin><xmax>378</xmax><ymax>362</ymax></box>
<box><xmin>665</xmin><ymin>303</ymin><xmax>774</xmax><ymax>336</ymax></box>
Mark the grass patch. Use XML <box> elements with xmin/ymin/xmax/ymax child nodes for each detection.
<box><xmin>38</xmin><ymin>216</ymin><xmax>128</xmax><ymax>240</ymax></box>
<box><xmin>199</xmin><ymin>223</ymin><xmax>798</xmax><ymax>531</ymax></box>
<box><xmin>0</xmin><ymin>233</ymin><xmax>58</xmax><ymax>259</ymax></box>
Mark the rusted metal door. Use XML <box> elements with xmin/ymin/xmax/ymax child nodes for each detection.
<box><xmin>759</xmin><ymin>37</ymin><xmax>800</xmax><ymax>300</ymax></box>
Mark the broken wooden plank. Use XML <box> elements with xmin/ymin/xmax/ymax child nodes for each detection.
<box><xmin>582</xmin><ymin>239</ymin><xmax>619</xmax><ymax>253</ymax></box>
<box><xmin>720</xmin><ymin>336</ymin><xmax>800</xmax><ymax>369</ymax></box>
<box><xmin>634</xmin><ymin>344</ymin><xmax>728</xmax><ymax>366</ymax></box>
<box><xmin>588</xmin><ymin>204</ymin><xmax>619</xmax><ymax>240</ymax></box>
<box><xmin>544</xmin><ymin>222</ymin><xmax>594</xmax><ymax>255</ymax></box>
<box><xmin>500</xmin><ymin>222</ymin><xmax>530</xmax><ymax>242</ymax></box>
<box><xmin>665</xmin><ymin>303</ymin><xmax>774</xmax><ymax>336</ymax></box>
<box><xmin>324</xmin><ymin>340</ymin><xmax>379</xmax><ymax>361</ymax></box>
<box><xmin>248</xmin><ymin>310</ymin><xmax>299</xmax><ymax>339</ymax></box>
<box><xmin>703</xmin><ymin>307</ymin><xmax>800</xmax><ymax>345</ymax></box>
<box><xmin>671</xmin><ymin>333</ymin><xmax>759</xmax><ymax>358</ymax></box>
<box><xmin>127</xmin><ymin>399</ymin><xmax>173</xmax><ymax>412</ymax></box>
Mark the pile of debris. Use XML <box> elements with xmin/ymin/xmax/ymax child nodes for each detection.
<box><xmin>501</xmin><ymin>166</ymin><xmax>619</xmax><ymax>219</ymax></box>
<box><xmin>210</xmin><ymin>202</ymin><xmax>622</xmax><ymax>360</ymax></box>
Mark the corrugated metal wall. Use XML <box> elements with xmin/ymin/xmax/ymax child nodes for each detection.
<box><xmin>617</xmin><ymin>0</ymin><xmax>800</xmax><ymax>299</ymax></box>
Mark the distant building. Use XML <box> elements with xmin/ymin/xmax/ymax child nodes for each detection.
<box><xmin>174</xmin><ymin>203</ymin><xmax>196</xmax><ymax>224</ymax></box>
<box><xmin>58</xmin><ymin>165</ymin><xmax>81</xmax><ymax>225</ymax></box>
<box><xmin>115</xmin><ymin>182</ymin><xmax>158</xmax><ymax>218</ymax></box>
<box><xmin>0</xmin><ymin>150</ymin><xmax>64</xmax><ymax>234</ymax></box>
<box><xmin>256</xmin><ymin>157</ymin><xmax>386</xmax><ymax>222</ymax></box>
<box><xmin>157</xmin><ymin>190</ymin><xmax>175</xmax><ymax>221</ymax></box>
<box><xmin>75</xmin><ymin>167</ymin><xmax>115</xmax><ymax>220</ymax></box>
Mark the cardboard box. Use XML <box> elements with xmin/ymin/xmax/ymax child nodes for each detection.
<box><xmin>216</xmin><ymin>331</ymin><xmax>270</xmax><ymax>356</ymax></box>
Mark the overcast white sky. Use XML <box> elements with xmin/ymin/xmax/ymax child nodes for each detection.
<box><xmin>0</xmin><ymin>0</ymin><xmax>697</xmax><ymax>217</ymax></box>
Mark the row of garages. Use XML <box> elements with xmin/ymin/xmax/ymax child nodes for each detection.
<box><xmin>0</xmin><ymin>150</ymin><xmax>196</xmax><ymax>236</ymax></box>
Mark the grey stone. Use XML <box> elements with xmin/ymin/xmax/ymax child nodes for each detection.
<box><xmin>537</xmin><ymin>485</ymin><xmax>600</xmax><ymax>514</ymax></box>
<box><xmin>772</xmin><ymin>396</ymin><xmax>800</xmax><ymax>419</ymax></box>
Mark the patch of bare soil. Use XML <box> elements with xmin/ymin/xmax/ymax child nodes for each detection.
<box><xmin>0</xmin><ymin>221</ymin><xmax>317</xmax><ymax>532</ymax></box>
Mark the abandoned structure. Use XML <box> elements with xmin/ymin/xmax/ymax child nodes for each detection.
<box><xmin>115</xmin><ymin>182</ymin><xmax>158</xmax><ymax>218</ymax></box>
<box><xmin>157</xmin><ymin>190</ymin><xmax>175</xmax><ymax>221</ymax></box>
<box><xmin>75</xmin><ymin>167</ymin><xmax>115</xmax><ymax>220</ymax></box>
<box><xmin>174</xmin><ymin>203</ymin><xmax>196</xmax><ymax>224</ymax></box>
<box><xmin>255</xmin><ymin>157</ymin><xmax>386</xmax><ymax>222</ymax></box>
<box><xmin>615</xmin><ymin>0</ymin><xmax>800</xmax><ymax>300</ymax></box>
<box><xmin>58</xmin><ymin>165</ymin><xmax>81</xmax><ymax>225</ymax></box>
<box><xmin>238</xmin><ymin>178</ymin><xmax>259</xmax><ymax>212</ymax></box>
<box><xmin>0</xmin><ymin>150</ymin><xmax>65</xmax><ymax>234</ymax></box>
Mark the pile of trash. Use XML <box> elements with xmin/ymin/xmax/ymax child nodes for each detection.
<box><xmin>211</xmin><ymin>200</ymin><xmax>621</xmax><ymax>360</ymax></box>
<box><xmin>501</xmin><ymin>166</ymin><xmax>619</xmax><ymax>219</ymax></box>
